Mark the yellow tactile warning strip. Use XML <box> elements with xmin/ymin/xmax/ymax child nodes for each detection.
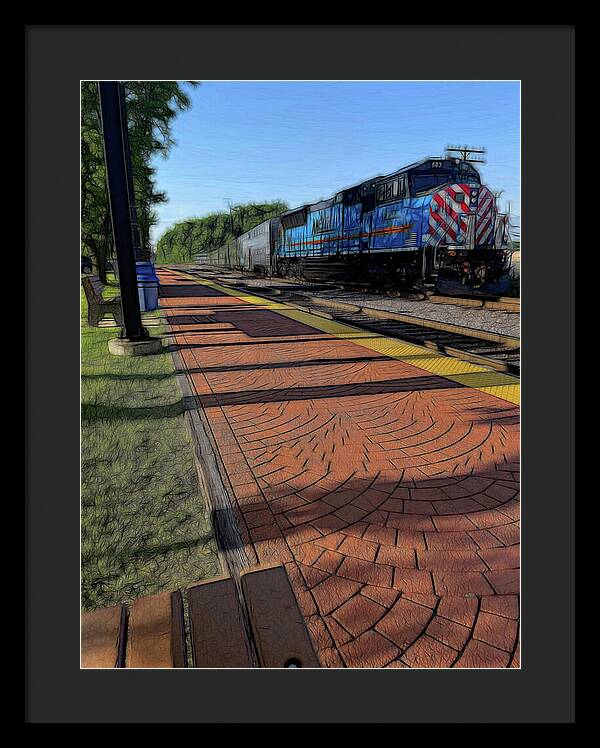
<box><xmin>173</xmin><ymin>271</ymin><xmax>520</xmax><ymax>405</ymax></box>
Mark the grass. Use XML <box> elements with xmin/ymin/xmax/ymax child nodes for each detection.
<box><xmin>81</xmin><ymin>283</ymin><xmax>220</xmax><ymax>611</ymax></box>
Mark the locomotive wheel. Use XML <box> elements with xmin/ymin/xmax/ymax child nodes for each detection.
<box><xmin>277</xmin><ymin>259</ymin><xmax>292</xmax><ymax>278</ymax></box>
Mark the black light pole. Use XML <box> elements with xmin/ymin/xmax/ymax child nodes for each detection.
<box><xmin>117</xmin><ymin>83</ymin><xmax>142</xmax><ymax>260</ymax></box>
<box><xmin>98</xmin><ymin>81</ymin><xmax>146</xmax><ymax>341</ymax></box>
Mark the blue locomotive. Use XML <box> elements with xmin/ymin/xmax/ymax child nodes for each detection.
<box><xmin>205</xmin><ymin>156</ymin><xmax>513</xmax><ymax>297</ymax></box>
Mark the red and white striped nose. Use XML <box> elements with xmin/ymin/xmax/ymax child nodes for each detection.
<box><xmin>428</xmin><ymin>184</ymin><xmax>477</xmax><ymax>247</ymax></box>
<box><xmin>427</xmin><ymin>183</ymin><xmax>497</xmax><ymax>249</ymax></box>
<box><xmin>474</xmin><ymin>186</ymin><xmax>496</xmax><ymax>246</ymax></box>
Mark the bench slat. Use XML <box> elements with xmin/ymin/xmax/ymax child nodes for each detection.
<box><xmin>83</xmin><ymin>276</ymin><xmax>120</xmax><ymax>305</ymax></box>
<box><xmin>81</xmin><ymin>605</ymin><xmax>127</xmax><ymax>668</ymax></box>
<box><xmin>188</xmin><ymin>576</ymin><xmax>254</xmax><ymax>668</ymax></box>
<box><xmin>241</xmin><ymin>564</ymin><xmax>320</xmax><ymax>668</ymax></box>
<box><xmin>127</xmin><ymin>590</ymin><xmax>187</xmax><ymax>668</ymax></box>
<box><xmin>170</xmin><ymin>589</ymin><xmax>187</xmax><ymax>668</ymax></box>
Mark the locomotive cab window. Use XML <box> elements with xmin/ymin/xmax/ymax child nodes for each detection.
<box><xmin>376</xmin><ymin>175</ymin><xmax>408</xmax><ymax>204</ymax></box>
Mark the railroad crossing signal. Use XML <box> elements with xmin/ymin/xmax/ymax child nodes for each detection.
<box><xmin>446</xmin><ymin>145</ymin><xmax>487</xmax><ymax>164</ymax></box>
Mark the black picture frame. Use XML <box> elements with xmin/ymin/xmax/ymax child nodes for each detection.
<box><xmin>26</xmin><ymin>25</ymin><xmax>575</xmax><ymax>724</ymax></box>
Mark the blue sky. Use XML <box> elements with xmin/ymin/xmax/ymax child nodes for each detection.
<box><xmin>151</xmin><ymin>81</ymin><xmax>520</xmax><ymax>242</ymax></box>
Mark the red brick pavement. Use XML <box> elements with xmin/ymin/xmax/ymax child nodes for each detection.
<box><xmin>159</xmin><ymin>269</ymin><xmax>520</xmax><ymax>668</ymax></box>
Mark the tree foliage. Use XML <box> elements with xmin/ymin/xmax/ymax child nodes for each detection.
<box><xmin>156</xmin><ymin>201</ymin><xmax>289</xmax><ymax>264</ymax></box>
<box><xmin>81</xmin><ymin>81</ymin><xmax>196</xmax><ymax>281</ymax></box>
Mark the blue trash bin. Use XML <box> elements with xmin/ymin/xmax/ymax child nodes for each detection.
<box><xmin>136</xmin><ymin>262</ymin><xmax>160</xmax><ymax>312</ymax></box>
<box><xmin>144</xmin><ymin>280</ymin><xmax>159</xmax><ymax>311</ymax></box>
<box><xmin>136</xmin><ymin>261</ymin><xmax>154</xmax><ymax>276</ymax></box>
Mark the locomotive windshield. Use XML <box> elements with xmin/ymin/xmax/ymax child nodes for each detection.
<box><xmin>409</xmin><ymin>160</ymin><xmax>481</xmax><ymax>195</ymax></box>
<box><xmin>410</xmin><ymin>169</ymin><xmax>481</xmax><ymax>195</ymax></box>
<box><xmin>411</xmin><ymin>173</ymin><xmax>456</xmax><ymax>194</ymax></box>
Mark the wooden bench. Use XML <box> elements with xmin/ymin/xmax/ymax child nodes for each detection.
<box><xmin>82</xmin><ymin>275</ymin><xmax>124</xmax><ymax>327</ymax></box>
<box><xmin>81</xmin><ymin>564</ymin><xmax>320</xmax><ymax>668</ymax></box>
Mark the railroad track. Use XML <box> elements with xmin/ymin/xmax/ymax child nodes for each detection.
<box><xmin>198</xmin><ymin>271</ymin><xmax>520</xmax><ymax>313</ymax></box>
<box><xmin>174</xmin><ymin>266</ymin><xmax>520</xmax><ymax>376</ymax></box>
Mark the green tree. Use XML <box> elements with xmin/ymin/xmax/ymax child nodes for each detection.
<box><xmin>81</xmin><ymin>81</ymin><xmax>196</xmax><ymax>281</ymax></box>
<box><xmin>156</xmin><ymin>201</ymin><xmax>289</xmax><ymax>264</ymax></box>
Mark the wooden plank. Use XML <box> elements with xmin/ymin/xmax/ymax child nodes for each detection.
<box><xmin>81</xmin><ymin>605</ymin><xmax>127</xmax><ymax>668</ymax></box>
<box><xmin>128</xmin><ymin>590</ymin><xmax>186</xmax><ymax>668</ymax></box>
<box><xmin>188</xmin><ymin>576</ymin><xmax>254</xmax><ymax>668</ymax></box>
<box><xmin>241</xmin><ymin>564</ymin><xmax>320</xmax><ymax>668</ymax></box>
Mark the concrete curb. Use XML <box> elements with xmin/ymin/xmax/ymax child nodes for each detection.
<box><xmin>168</xmin><ymin>336</ymin><xmax>258</xmax><ymax>575</ymax></box>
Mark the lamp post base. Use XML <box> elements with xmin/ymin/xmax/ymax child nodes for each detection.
<box><xmin>108</xmin><ymin>336</ymin><xmax>163</xmax><ymax>357</ymax></box>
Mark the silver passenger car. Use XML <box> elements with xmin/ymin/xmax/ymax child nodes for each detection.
<box><xmin>236</xmin><ymin>218</ymin><xmax>281</xmax><ymax>274</ymax></box>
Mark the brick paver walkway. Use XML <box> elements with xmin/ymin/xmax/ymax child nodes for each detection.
<box><xmin>159</xmin><ymin>269</ymin><xmax>520</xmax><ymax>668</ymax></box>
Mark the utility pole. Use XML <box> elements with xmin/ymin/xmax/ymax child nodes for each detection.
<box><xmin>99</xmin><ymin>81</ymin><xmax>160</xmax><ymax>354</ymax></box>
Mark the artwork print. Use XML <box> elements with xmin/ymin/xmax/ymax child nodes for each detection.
<box><xmin>81</xmin><ymin>80</ymin><xmax>520</xmax><ymax>669</ymax></box>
